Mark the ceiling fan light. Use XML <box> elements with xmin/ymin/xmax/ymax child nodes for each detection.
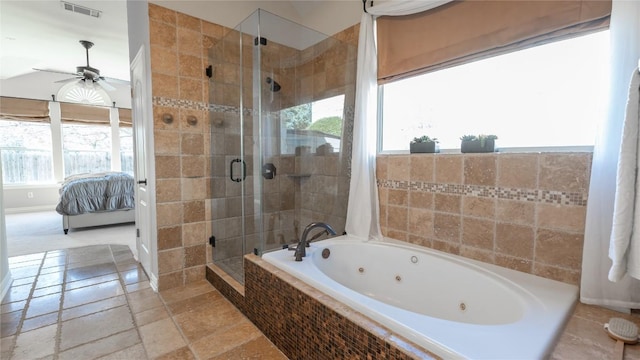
<box><xmin>57</xmin><ymin>81</ymin><xmax>111</xmax><ymax>106</ymax></box>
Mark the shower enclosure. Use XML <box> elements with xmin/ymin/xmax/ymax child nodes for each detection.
<box><xmin>208</xmin><ymin>10</ymin><xmax>356</xmax><ymax>284</ymax></box>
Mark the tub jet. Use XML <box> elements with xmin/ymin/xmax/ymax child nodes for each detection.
<box><xmin>266</xmin><ymin>77</ymin><xmax>281</xmax><ymax>92</ymax></box>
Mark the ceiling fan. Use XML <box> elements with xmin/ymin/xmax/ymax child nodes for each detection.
<box><xmin>33</xmin><ymin>40</ymin><xmax>129</xmax><ymax>92</ymax></box>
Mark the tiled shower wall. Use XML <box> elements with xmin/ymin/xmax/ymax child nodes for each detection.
<box><xmin>148</xmin><ymin>3</ymin><xmax>359</xmax><ymax>289</ymax></box>
<box><xmin>148</xmin><ymin>4</ymin><xmax>225</xmax><ymax>290</ymax></box>
<box><xmin>377</xmin><ymin>152</ymin><xmax>591</xmax><ymax>285</ymax></box>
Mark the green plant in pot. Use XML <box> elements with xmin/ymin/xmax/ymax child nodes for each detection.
<box><xmin>460</xmin><ymin>134</ymin><xmax>498</xmax><ymax>153</ymax></box>
<box><xmin>410</xmin><ymin>135</ymin><xmax>439</xmax><ymax>153</ymax></box>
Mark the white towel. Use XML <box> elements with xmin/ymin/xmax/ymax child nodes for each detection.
<box><xmin>609</xmin><ymin>67</ymin><xmax>640</xmax><ymax>282</ymax></box>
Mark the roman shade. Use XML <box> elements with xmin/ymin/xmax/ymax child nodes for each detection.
<box><xmin>377</xmin><ymin>0</ymin><xmax>612</xmax><ymax>83</ymax></box>
<box><xmin>0</xmin><ymin>96</ymin><xmax>50</xmax><ymax>122</ymax></box>
<box><xmin>118</xmin><ymin>108</ymin><xmax>132</xmax><ymax>128</ymax></box>
<box><xmin>60</xmin><ymin>102</ymin><xmax>110</xmax><ymax>125</ymax></box>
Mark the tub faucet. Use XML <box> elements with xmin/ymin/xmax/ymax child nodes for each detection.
<box><xmin>294</xmin><ymin>222</ymin><xmax>336</xmax><ymax>261</ymax></box>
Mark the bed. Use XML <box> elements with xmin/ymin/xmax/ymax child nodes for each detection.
<box><xmin>55</xmin><ymin>172</ymin><xmax>135</xmax><ymax>234</ymax></box>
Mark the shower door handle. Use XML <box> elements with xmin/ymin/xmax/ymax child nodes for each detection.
<box><xmin>230</xmin><ymin>158</ymin><xmax>246</xmax><ymax>182</ymax></box>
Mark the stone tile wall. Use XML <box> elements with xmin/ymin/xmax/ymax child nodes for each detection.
<box><xmin>148</xmin><ymin>4</ymin><xmax>227</xmax><ymax>290</ymax></box>
<box><xmin>377</xmin><ymin>152</ymin><xmax>591</xmax><ymax>285</ymax></box>
<box><xmin>148</xmin><ymin>3</ymin><xmax>359</xmax><ymax>289</ymax></box>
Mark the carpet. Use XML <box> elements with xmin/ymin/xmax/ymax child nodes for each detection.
<box><xmin>5</xmin><ymin>211</ymin><xmax>136</xmax><ymax>257</ymax></box>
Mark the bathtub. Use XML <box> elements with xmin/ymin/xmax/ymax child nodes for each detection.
<box><xmin>262</xmin><ymin>235</ymin><xmax>578</xmax><ymax>359</ymax></box>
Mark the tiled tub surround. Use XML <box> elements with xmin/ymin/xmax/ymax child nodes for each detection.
<box><xmin>209</xmin><ymin>256</ymin><xmax>439</xmax><ymax>360</ymax></box>
<box><xmin>262</xmin><ymin>236</ymin><xmax>578</xmax><ymax>359</ymax></box>
<box><xmin>206</xmin><ymin>255</ymin><xmax>640</xmax><ymax>360</ymax></box>
<box><xmin>377</xmin><ymin>152</ymin><xmax>591</xmax><ymax>285</ymax></box>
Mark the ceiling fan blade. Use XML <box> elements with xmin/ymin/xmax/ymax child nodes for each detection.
<box><xmin>96</xmin><ymin>80</ymin><xmax>116</xmax><ymax>91</ymax></box>
<box><xmin>33</xmin><ymin>68</ymin><xmax>78</xmax><ymax>76</ymax></box>
<box><xmin>54</xmin><ymin>77</ymin><xmax>81</xmax><ymax>83</ymax></box>
<box><xmin>102</xmin><ymin>76</ymin><xmax>130</xmax><ymax>85</ymax></box>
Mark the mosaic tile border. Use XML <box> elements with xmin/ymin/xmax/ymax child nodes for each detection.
<box><xmin>378</xmin><ymin>179</ymin><xmax>588</xmax><ymax>206</ymax></box>
<box><xmin>152</xmin><ymin>96</ymin><xmax>209</xmax><ymax>111</ymax></box>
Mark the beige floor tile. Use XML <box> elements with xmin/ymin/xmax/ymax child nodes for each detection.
<box><xmin>12</xmin><ymin>323</ymin><xmax>57</xmax><ymax>360</ymax></box>
<box><xmin>173</xmin><ymin>300</ymin><xmax>246</xmax><ymax>343</ymax></box>
<box><xmin>165</xmin><ymin>291</ymin><xmax>223</xmax><ymax>316</ymax></box>
<box><xmin>32</xmin><ymin>284</ymin><xmax>62</xmax><ymax>298</ymax></box>
<box><xmin>11</xmin><ymin>277</ymin><xmax>35</xmax><ymax>287</ymax></box>
<box><xmin>126</xmin><ymin>287</ymin><xmax>158</xmax><ymax>301</ymax></box>
<box><xmin>58</xmin><ymin>328</ymin><xmax>142</xmax><ymax>360</ymax></box>
<box><xmin>25</xmin><ymin>292</ymin><xmax>61</xmax><ymax>319</ymax></box>
<box><xmin>160</xmin><ymin>280</ymin><xmax>215</xmax><ymax>304</ymax></box>
<box><xmin>116</xmin><ymin>259</ymin><xmax>139</xmax><ymax>272</ymax></box>
<box><xmin>0</xmin><ymin>310</ymin><xmax>22</xmax><ymax>337</ymax></box>
<box><xmin>60</xmin><ymin>305</ymin><xmax>135</xmax><ymax>350</ymax></box>
<box><xmin>41</xmin><ymin>256</ymin><xmax>66</xmax><ymax>269</ymax></box>
<box><xmin>66</xmin><ymin>273</ymin><xmax>120</xmax><ymax>291</ymax></box>
<box><xmin>210</xmin><ymin>336</ymin><xmax>288</xmax><ymax>360</ymax></box>
<box><xmin>35</xmin><ymin>271</ymin><xmax>65</xmax><ymax>289</ymax></box>
<box><xmin>139</xmin><ymin>317</ymin><xmax>187</xmax><ymax>358</ymax></box>
<box><xmin>6</xmin><ymin>245</ymin><xmax>291</xmax><ymax>360</ymax></box>
<box><xmin>153</xmin><ymin>345</ymin><xmax>196</xmax><ymax>360</ymax></box>
<box><xmin>67</xmin><ymin>257</ymin><xmax>113</xmax><ymax>270</ymax></box>
<box><xmin>190</xmin><ymin>319</ymin><xmax>263</xmax><ymax>359</ymax></box>
<box><xmin>0</xmin><ymin>335</ymin><xmax>16</xmax><ymax>359</ymax></box>
<box><xmin>97</xmin><ymin>343</ymin><xmax>148</xmax><ymax>360</ymax></box>
<box><xmin>127</xmin><ymin>290</ymin><xmax>164</xmax><ymax>314</ymax></box>
<box><xmin>1</xmin><ymin>284</ymin><xmax>32</xmax><ymax>304</ymax></box>
<box><xmin>134</xmin><ymin>305</ymin><xmax>171</xmax><ymax>327</ymax></box>
<box><xmin>126</xmin><ymin>281</ymin><xmax>151</xmax><ymax>294</ymax></box>
<box><xmin>121</xmin><ymin>266</ymin><xmax>149</xmax><ymax>285</ymax></box>
<box><xmin>8</xmin><ymin>265</ymin><xmax>40</xmax><ymax>280</ymax></box>
<box><xmin>63</xmin><ymin>279</ymin><xmax>124</xmax><ymax>309</ymax></box>
<box><xmin>61</xmin><ymin>295</ymin><xmax>127</xmax><ymax>321</ymax></box>
<box><xmin>39</xmin><ymin>265</ymin><xmax>65</xmax><ymax>275</ymax></box>
<box><xmin>21</xmin><ymin>311</ymin><xmax>58</xmax><ymax>332</ymax></box>
<box><xmin>1</xmin><ymin>300</ymin><xmax>26</xmax><ymax>314</ymax></box>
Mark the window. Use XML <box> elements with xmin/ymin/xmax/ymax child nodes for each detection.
<box><xmin>120</xmin><ymin>127</ymin><xmax>134</xmax><ymax>175</ymax></box>
<box><xmin>380</xmin><ymin>31</ymin><xmax>610</xmax><ymax>152</ymax></box>
<box><xmin>62</xmin><ymin>123</ymin><xmax>112</xmax><ymax>177</ymax></box>
<box><xmin>280</xmin><ymin>95</ymin><xmax>345</xmax><ymax>154</ymax></box>
<box><xmin>0</xmin><ymin>121</ymin><xmax>54</xmax><ymax>184</ymax></box>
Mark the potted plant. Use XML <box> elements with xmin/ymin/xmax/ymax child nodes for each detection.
<box><xmin>460</xmin><ymin>134</ymin><xmax>498</xmax><ymax>153</ymax></box>
<box><xmin>410</xmin><ymin>135</ymin><xmax>439</xmax><ymax>153</ymax></box>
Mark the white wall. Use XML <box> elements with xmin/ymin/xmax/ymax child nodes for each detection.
<box><xmin>3</xmin><ymin>186</ymin><xmax>59</xmax><ymax>213</ymax></box>
<box><xmin>1</xmin><ymin>160</ymin><xmax>13</xmax><ymax>301</ymax></box>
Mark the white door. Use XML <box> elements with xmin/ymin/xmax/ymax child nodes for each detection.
<box><xmin>131</xmin><ymin>47</ymin><xmax>152</xmax><ymax>275</ymax></box>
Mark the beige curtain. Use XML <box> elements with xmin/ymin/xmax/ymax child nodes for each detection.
<box><xmin>60</xmin><ymin>102</ymin><xmax>110</xmax><ymax>125</ymax></box>
<box><xmin>377</xmin><ymin>0</ymin><xmax>611</xmax><ymax>83</ymax></box>
<box><xmin>0</xmin><ymin>96</ymin><xmax>50</xmax><ymax>122</ymax></box>
<box><xmin>118</xmin><ymin>108</ymin><xmax>132</xmax><ymax>128</ymax></box>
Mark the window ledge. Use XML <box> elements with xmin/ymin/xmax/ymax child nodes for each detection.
<box><xmin>379</xmin><ymin>145</ymin><xmax>594</xmax><ymax>155</ymax></box>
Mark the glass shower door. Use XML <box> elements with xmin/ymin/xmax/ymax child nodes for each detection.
<box><xmin>209</xmin><ymin>9</ymin><xmax>356</xmax><ymax>284</ymax></box>
<box><xmin>209</xmin><ymin>16</ymin><xmax>259</xmax><ymax>283</ymax></box>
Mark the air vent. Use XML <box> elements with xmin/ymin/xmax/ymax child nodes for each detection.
<box><xmin>60</xmin><ymin>1</ymin><xmax>101</xmax><ymax>18</ymax></box>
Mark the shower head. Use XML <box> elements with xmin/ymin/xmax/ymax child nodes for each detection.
<box><xmin>266</xmin><ymin>77</ymin><xmax>281</xmax><ymax>92</ymax></box>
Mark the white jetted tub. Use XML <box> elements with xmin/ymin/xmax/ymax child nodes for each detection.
<box><xmin>262</xmin><ymin>235</ymin><xmax>578</xmax><ymax>359</ymax></box>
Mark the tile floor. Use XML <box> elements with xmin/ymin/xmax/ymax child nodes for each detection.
<box><xmin>1</xmin><ymin>244</ymin><xmax>288</xmax><ymax>360</ymax></box>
